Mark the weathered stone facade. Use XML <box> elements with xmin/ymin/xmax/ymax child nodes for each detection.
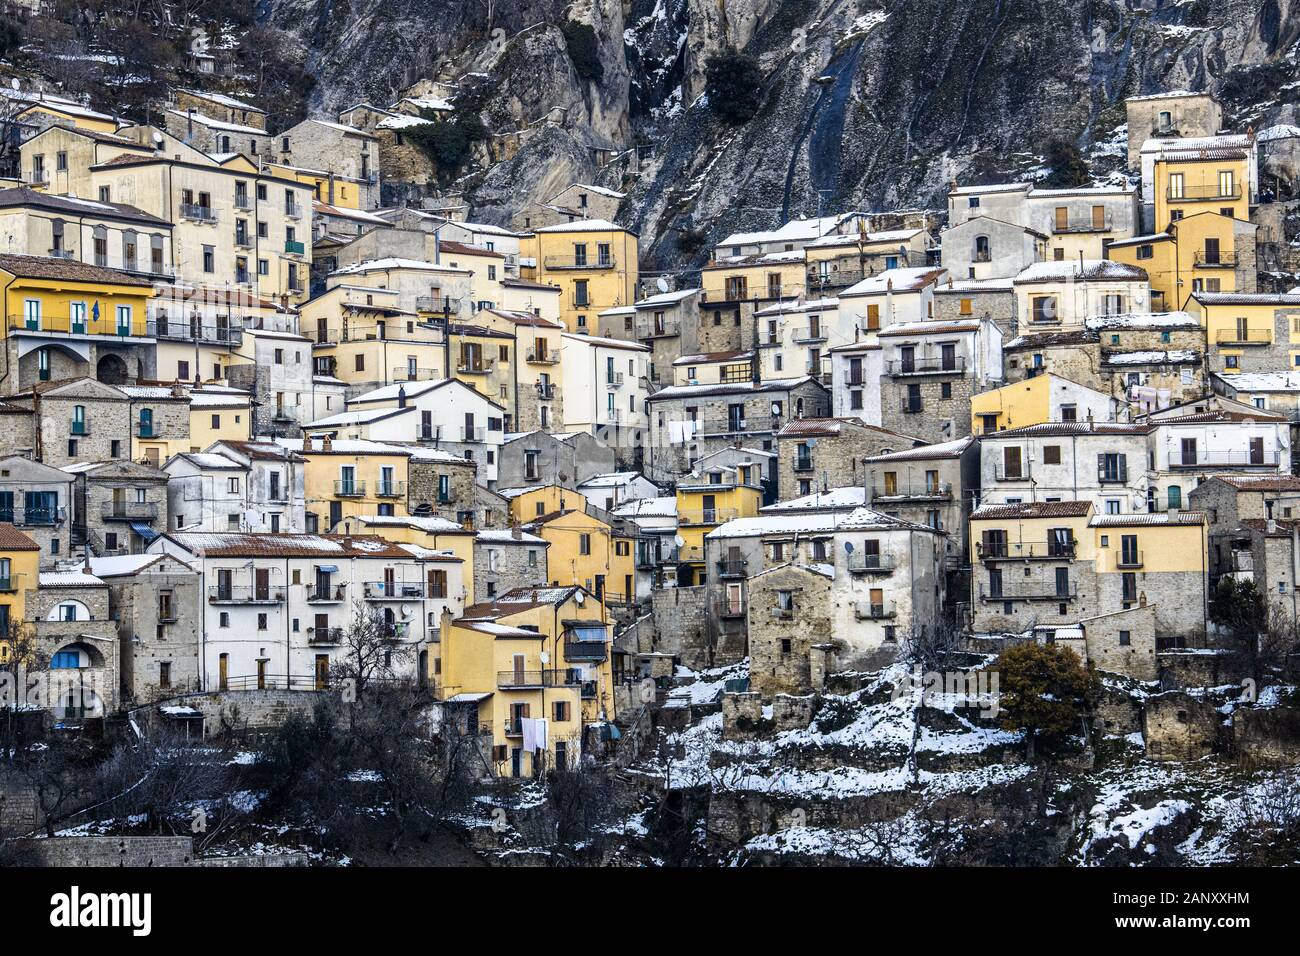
<box><xmin>107</xmin><ymin>554</ymin><xmax>204</xmax><ymax>705</ymax></box>
<box><xmin>73</xmin><ymin>460</ymin><xmax>170</xmax><ymax>556</ymax></box>
<box><xmin>880</xmin><ymin>371</ymin><xmax>977</xmax><ymax>444</ymax></box>
<box><xmin>776</xmin><ymin>418</ymin><xmax>922</xmax><ymax>500</ymax></box>
<box><xmin>1002</xmin><ymin>331</ymin><xmax>1103</xmax><ymax>388</ymax></box>
<box><xmin>408</xmin><ymin>455</ymin><xmax>478</xmax><ymax>516</ymax></box>
<box><xmin>25</xmin><ymin>575</ymin><xmax>120</xmax><ymax>713</ymax></box>
<box><xmin>497</xmin><ymin>430</ymin><xmax>616</xmax><ymax>490</ymax></box>
<box><xmin>472</xmin><ymin>531</ymin><xmax>549</xmax><ymax>602</ymax></box>
<box><xmin>1079</xmin><ymin>604</ymin><xmax>1158</xmax><ymax>681</ymax></box>
<box><xmin>746</xmin><ymin>564</ymin><xmax>833</xmax><ymax>697</ymax></box>
<box><xmin>1144</xmin><ymin>691</ymin><xmax>1220</xmax><ymax>761</ymax></box>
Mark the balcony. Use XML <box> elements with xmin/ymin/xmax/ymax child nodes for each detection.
<box><xmin>3</xmin><ymin>506</ymin><xmax>65</xmax><ymax>527</ymax></box>
<box><xmin>854</xmin><ymin>601</ymin><xmax>895</xmax><ymax>620</ymax></box>
<box><xmin>526</xmin><ymin>348</ymin><xmax>561</xmax><ymax>364</ymax></box>
<box><xmin>792</xmin><ymin>327</ymin><xmax>828</xmax><ymax>344</ymax></box>
<box><xmin>9</xmin><ymin>311</ymin><xmax>149</xmax><ymax>337</ymax></box>
<box><xmin>847</xmin><ymin>553</ymin><xmax>896</xmax><ymax>574</ymax></box>
<box><xmin>180</xmin><ymin>203</ymin><xmax>217</xmax><ymax>223</ymax></box>
<box><xmin>543</xmin><ymin>255</ymin><xmax>615</xmax><ymax>270</ymax></box>
<box><xmin>701</xmin><ymin>282</ymin><xmax>804</xmax><ymax>303</ymax></box>
<box><xmin>1194</xmin><ymin>251</ymin><xmax>1237</xmax><ymax>268</ymax></box>
<box><xmin>272</xmin><ymin>405</ymin><xmax>299</xmax><ymax>422</ymax></box>
<box><xmin>679</xmin><ymin>508</ymin><xmax>739</xmax><ymax>526</ymax></box>
<box><xmin>284</xmin><ymin>239</ymin><xmax>306</xmax><ymax>257</ymax></box>
<box><xmin>375</xmin><ymin>480</ymin><xmax>407</xmax><ymax>498</ymax></box>
<box><xmin>1166</xmin><ymin>184</ymin><xmax>1242</xmax><ymax>201</ymax></box>
<box><xmin>711</xmin><ymin>598</ymin><xmax>747</xmax><ymax>619</ymax></box>
<box><xmin>70</xmin><ymin>420</ymin><xmax>89</xmax><ymax>436</ymax></box>
<box><xmin>308</xmin><ymin>626</ymin><xmax>344</xmax><ymax>645</ymax></box>
<box><xmin>993</xmin><ymin>464</ymin><xmax>1026</xmax><ymax>482</ymax></box>
<box><xmin>979</xmin><ymin>585</ymin><xmax>1077</xmax><ymax>602</ymax></box>
<box><xmin>606</xmin><ymin>372</ymin><xmax>624</xmax><ymax>388</ymax></box>
<box><xmin>233</xmin><ymin>193</ymin><xmax>253</xmax><ymax>210</ymax></box>
<box><xmin>872</xmin><ymin>481</ymin><xmax>952</xmax><ymax>500</ymax></box>
<box><xmin>457</xmin><ymin>359</ymin><xmax>495</xmax><ymax>375</ymax></box>
<box><xmin>285</xmin><ymin>202</ymin><xmax>303</xmax><ymax>219</ymax></box>
<box><xmin>503</xmin><ymin>718</ymin><xmax>524</xmax><ymax>737</ymax></box>
<box><xmin>1214</xmin><ymin>328</ymin><xmax>1271</xmax><ymax>346</ymax></box>
<box><xmin>147</xmin><ymin>318</ymin><xmax>244</xmax><ymax>346</ymax></box>
<box><xmin>136</xmin><ymin>422</ymin><xmax>160</xmax><ymax>439</ymax></box>
<box><xmin>1115</xmin><ymin>550</ymin><xmax>1144</xmax><ymax>569</ymax></box>
<box><xmin>535</xmin><ymin>382</ymin><xmax>557</xmax><ymax>400</ymax></box>
<box><xmin>415</xmin><ymin>295</ymin><xmax>459</xmax><ymax>313</ymax></box>
<box><xmin>101</xmin><ymin>501</ymin><xmax>158</xmax><ymax>522</ymax></box>
<box><xmin>306</xmin><ymin>583</ymin><xmax>347</xmax><ymax>603</ymax></box>
<box><xmin>391</xmin><ymin>366</ymin><xmax>440</xmax><ymax>382</ymax></box>
<box><xmin>701</xmin><ymin>419</ymin><xmax>770</xmax><ymax>437</ymax></box>
<box><xmin>363</xmin><ymin>580</ymin><xmax>425</xmax><ymax>600</ymax></box>
<box><xmin>209</xmin><ymin>585</ymin><xmax>286</xmax><ymax>604</ymax></box>
<box><xmin>497</xmin><ymin>669</ymin><xmax>580</xmax><ymax>689</ymax></box>
<box><xmin>976</xmin><ymin>541</ymin><xmax>1076</xmax><ymax>561</ymax></box>
<box><xmin>792</xmin><ymin>455</ymin><xmax>815</xmax><ymax>473</ymax></box>
<box><xmin>1168</xmin><ymin>450</ymin><xmax>1279</xmax><ymax>468</ymax></box>
<box><xmin>899</xmin><ymin>397</ymin><xmax>924</xmax><ymax>415</ymax></box>
<box><xmin>564</xmin><ymin>638</ymin><xmax>608</xmax><ymax>662</ymax></box>
<box><xmin>333</xmin><ymin>480</ymin><xmax>366</xmax><ymax>497</ymax></box>
<box><xmin>235</xmin><ymin>233</ymin><xmax>254</xmax><ymax>249</ymax></box>
<box><xmin>1052</xmin><ymin>213</ymin><xmax>1113</xmax><ymax>234</ymax></box>
<box><xmin>716</xmin><ymin>557</ymin><xmax>747</xmax><ymax>577</ymax></box>
<box><xmin>887</xmin><ymin>356</ymin><xmax>966</xmax><ymax>377</ymax></box>
<box><xmin>460</xmin><ymin>426</ymin><xmax>485</xmax><ymax>442</ymax></box>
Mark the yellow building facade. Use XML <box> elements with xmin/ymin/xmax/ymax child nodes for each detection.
<box><xmin>0</xmin><ymin>524</ymin><xmax>40</xmax><ymax>664</ymax></box>
<box><xmin>521</xmin><ymin>222</ymin><xmax>638</xmax><ymax>333</ymax></box>
<box><xmin>676</xmin><ymin>467</ymin><xmax>764</xmax><ymax>584</ymax></box>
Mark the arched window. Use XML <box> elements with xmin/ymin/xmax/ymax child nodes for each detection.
<box><xmin>974</xmin><ymin>235</ymin><xmax>990</xmax><ymax>262</ymax></box>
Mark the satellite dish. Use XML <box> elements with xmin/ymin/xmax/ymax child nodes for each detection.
<box><xmin>656</xmin><ymin>276</ymin><xmax>669</xmax><ymax>293</ymax></box>
<box><xmin>574</xmin><ymin>591</ymin><xmax>585</xmax><ymax>605</ymax></box>
<box><xmin>844</xmin><ymin>541</ymin><xmax>854</xmax><ymax>553</ymax></box>
<box><xmin>770</xmin><ymin>402</ymin><xmax>781</xmax><ymax>416</ymax></box>
<box><xmin>674</xmin><ymin>535</ymin><xmax>685</xmax><ymax>547</ymax></box>
<box><xmin>152</xmin><ymin>131</ymin><xmax>164</xmax><ymax>146</ymax></box>
<box><xmin>9</xmin><ymin>79</ymin><xmax>18</xmax><ymax>91</ymax></box>
<box><xmin>540</xmin><ymin>651</ymin><xmax>550</xmax><ymax>664</ymax></box>
<box><xmin>400</xmin><ymin>604</ymin><xmax>413</xmax><ymax>619</ymax></box>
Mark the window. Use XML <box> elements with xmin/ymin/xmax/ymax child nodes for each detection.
<box><xmin>1119</xmin><ymin>630</ymin><xmax>1131</xmax><ymax>647</ymax></box>
<box><xmin>1042</xmin><ymin>445</ymin><xmax>1061</xmax><ymax>465</ymax></box>
<box><xmin>579</xmin><ymin>533</ymin><xmax>591</xmax><ymax>555</ymax></box>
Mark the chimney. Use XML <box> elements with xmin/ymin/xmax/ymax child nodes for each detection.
<box><xmin>321</xmin><ymin>434</ymin><xmax>332</xmax><ymax>452</ymax></box>
<box><xmin>1268</xmin><ymin>517</ymin><xmax>1278</xmax><ymax>534</ymax></box>
<box><xmin>510</xmin><ymin>522</ymin><xmax>521</xmax><ymax>540</ymax></box>
<box><xmin>171</xmin><ymin>381</ymin><xmax>186</xmax><ymax>399</ymax></box>
<box><xmin>1169</xmin><ymin>506</ymin><xmax>1180</xmax><ymax>522</ymax></box>
<box><xmin>82</xmin><ymin>561</ymin><xmax>95</xmax><ymax>575</ymax></box>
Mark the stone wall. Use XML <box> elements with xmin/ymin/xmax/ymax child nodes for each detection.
<box><xmin>1143</xmin><ymin>691</ymin><xmax>1220</xmax><ymax>761</ymax></box>
<box><xmin>747</xmin><ymin>564</ymin><xmax>832</xmax><ymax>697</ymax></box>
<box><xmin>879</xmin><ymin>373</ymin><xmax>976</xmax><ymax>444</ymax></box>
<box><xmin>650</xmin><ymin>584</ymin><xmax>711</xmax><ymax>668</ymax></box>
<box><xmin>776</xmin><ymin>424</ymin><xmax>908</xmax><ymax>500</ymax></box>
<box><xmin>1234</xmin><ymin>703</ymin><xmax>1300</xmax><ymax>763</ymax></box>
<box><xmin>472</xmin><ymin>538</ymin><xmax>548</xmax><ymax>602</ymax></box>
<box><xmin>408</xmin><ymin>458</ymin><xmax>477</xmax><ymax>513</ymax></box>
<box><xmin>115</xmin><ymin>572</ymin><xmax>204</xmax><ymax>706</ymax></box>
<box><xmin>1082</xmin><ymin>604</ymin><xmax>1157</xmax><ymax>681</ymax></box>
<box><xmin>29</xmin><ymin>835</ymin><xmax>197</xmax><ymax>866</ymax></box>
<box><xmin>38</xmin><ymin>395</ymin><xmax>130</xmax><ymax>468</ymax></box>
<box><xmin>1156</xmin><ymin>648</ymin><xmax>1244</xmax><ymax>689</ymax></box>
<box><xmin>135</xmin><ymin>687</ymin><xmax>340</xmax><ymax>737</ymax></box>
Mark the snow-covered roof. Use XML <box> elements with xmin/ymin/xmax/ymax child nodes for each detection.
<box><xmin>177</xmin><ymin>89</ymin><xmax>264</xmax><ymax>112</ymax></box>
<box><xmin>718</xmin><ymin>214</ymin><xmax>856</xmax><ymax>248</ymax></box>
<box><xmin>865</xmin><ymin>435</ymin><xmax>975</xmax><ymax>462</ymax></box>
<box><xmin>577</xmin><ymin>471</ymin><xmax>645</xmax><ymax>488</ymax></box>
<box><xmin>839</xmin><ymin>267</ymin><xmax>945</xmax><ymax>297</ymax></box>
<box><xmin>329</xmin><ymin>257</ymin><xmax>470</xmax><ymax>276</ymax></box>
<box><xmin>476</xmin><ymin>528</ymin><xmax>548</xmax><ymax>545</ymax></box>
<box><xmin>533</xmin><ymin>218</ymin><xmax>626</xmax><ymax>233</ymax></box>
<box><xmin>1103</xmin><ymin>349</ymin><xmax>1199</xmax><ymax>365</ymax></box>
<box><xmin>647</xmin><ymin>376</ymin><xmax>816</xmax><ymax>402</ymax></box>
<box><xmin>40</xmin><ymin>570</ymin><xmax>105</xmax><ymax>587</ymax></box>
<box><xmin>87</xmin><ymin>553</ymin><xmax>189</xmax><ymax>577</ymax></box>
<box><xmin>612</xmin><ymin>496</ymin><xmax>677</xmax><ymax>519</ymax></box>
<box><xmin>304</xmin><ymin>406</ymin><xmax>414</xmax><ymax>428</ymax></box>
<box><xmin>1014</xmin><ymin>259</ymin><xmax>1148</xmax><ymax>283</ymax></box>
<box><xmin>707</xmin><ymin>506</ymin><xmax>925</xmax><ymax>539</ymax></box>
<box><xmin>1217</xmin><ymin>371</ymin><xmax>1300</xmax><ymax>393</ymax></box>
<box><xmin>1085</xmin><ymin>311</ymin><xmax>1199</xmax><ymax>330</ymax></box>
<box><xmin>165</xmin><ymin>108</ymin><xmax>265</xmax><ymax>136</ymax></box>
<box><xmin>761</xmin><ymin>488</ymin><xmax>869</xmax><ymax>511</ymax></box>
<box><xmin>634</xmin><ymin>288</ymin><xmax>701</xmax><ymax>307</ymax></box>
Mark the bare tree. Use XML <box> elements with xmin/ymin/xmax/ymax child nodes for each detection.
<box><xmin>332</xmin><ymin>600</ymin><xmax>417</xmax><ymax>696</ymax></box>
<box><xmin>899</xmin><ymin>618</ymin><xmax>963</xmax><ymax>786</ymax></box>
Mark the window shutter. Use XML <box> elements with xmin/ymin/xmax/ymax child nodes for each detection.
<box><xmin>1097</xmin><ymin>453</ymin><xmax>1106</xmax><ymax>482</ymax></box>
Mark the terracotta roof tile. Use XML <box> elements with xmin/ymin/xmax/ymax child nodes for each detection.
<box><xmin>971</xmin><ymin>501</ymin><xmax>1094</xmax><ymax>520</ymax></box>
<box><xmin>0</xmin><ymin>522</ymin><xmax>40</xmax><ymax>551</ymax></box>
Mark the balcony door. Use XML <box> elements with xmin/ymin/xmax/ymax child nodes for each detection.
<box><xmin>254</xmin><ymin>567</ymin><xmax>270</xmax><ymax>602</ymax></box>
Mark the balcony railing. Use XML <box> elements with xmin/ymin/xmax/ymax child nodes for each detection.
<box><xmin>543</xmin><ymin>255</ymin><xmax>615</xmax><ymax>270</ymax></box>
<box><xmin>1052</xmin><ymin>214</ymin><xmax>1113</xmax><ymax>234</ymax></box>
<box><xmin>701</xmin><ymin>283</ymin><xmax>804</xmax><ymax>303</ymax></box>
<box><xmin>233</xmin><ymin>193</ymin><xmax>253</xmax><ymax>210</ymax></box>
<box><xmin>497</xmin><ymin>669</ymin><xmax>581</xmax><ymax>689</ymax></box>
<box><xmin>606</xmin><ymin>372</ymin><xmax>625</xmax><ymax>388</ymax></box>
<box><xmin>701</xmin><ymin>418</ymin><xmax>774</xmax><ymax>436</ymax></box>
<box><xmin>716</xmin><ymin>558</ymin><xmax>747</xmax><ymax>576</ymax></box>
<box><xmin>711</xmin><ymin>598</ymin><xmax>747</xmax><ymax>619</ymax></box>
<box><xmin>415</xmin><ymin>295</ymin><xmax>459</xmax><ymax>313</ymax></box>
<box><xmin>887</xmin><ymin>356</ymin><xmax>966</xmax><ymax>376</ymax></box>
<box><xmin>9</xmin><ymin>314</ymin><xmax>148</xmax><ymax>338</ymax></box>
<box><xmin>993</xmin><ymin>464</ymin><xmax>1026</xmax><ymax>481</ymax></box>
<box><xmin>976</xmin><ymin>541</ymin><xmax>1076</xmax><ymax>561</ymax></box>
<box><xmin>792</xmin><ymin>327</ymin><xmax>828</xmax><ymax>344</ymax></box>
<box><xmin>375</xmin><ymin>480</ymin><xmax>406</xmax><ymax>498</ymax></box>
<box><xmin>101</xmin><ymin>501</ymin><xmax>158</xmax><ymax>521</ymax></box>
<box><xmin>136</xmin><ymin>422</ymin><xmax>160</xmax><ymax>438</ymax></box>
<box><xmin>1167</xmin><ymin>184</ymin><xmax>1243</xmax><ymax>201</ymax></box>
<box><xmin>391</xmin><ymin>366</ymin><xmax>440</xmax><ymax>382</ymax></box>
<box><xmin>1168</xmin><ymin>450</ymin><xmax>1279</xmax><ymax>468</ymax></box>
<box><xmin>457</xmin><ymin>359</ymin><xmax>495</xmax><ymax>375</ymax></box>
<box><xmin>285</xmin><ymin>201</ymin><xmax>303</xmax><ymax>219</ymax></box>
<box><xmin>847</xmin><ymin>553</ymin><xmax>896</xmax><ymax>574</ymax></box>
<box><xmin>792</xmin><ymin>455</ymin><xmax>815</xmax><ymax>473</ymax></box>
<box><xmin>872</xmin><ymin>482</ymin><xmax>952</xmax><ymax>499</ymax></box>
<box><xmin>460</xmin><ymin>426</ymin><xmax>485</xmax><ymax>442</ymax></box>
<box><xmin>979</xmin><ymin>585</ymin><xmax>1077</xmax><ymax>602</ymax></box>
<box><xmin>308</xmin><ymin>626</ymin><xmax>344</xmax><ymax>645</ymax></box>
<box><xmin>306</xmin><ymin>583</ymin><xmax>347</xmax><ymax>603</ymax></box>
<box><xmin>1115</xmin><ymin>550</ymin><xmax>1144</xmax><ymax>569</ymax></box>
<box><xmin>147</xmin><ymin>318</ymin><xmax>244</xmax><ymax>345</ymax></box>
<box><xmin>854</xmin><ymin>601</ymin><xmax>896</xmax><ymax>620</ymax></box>
<box><xmin>363</xmin><ymin>581</ymin><xmax>425</xmax><ymax>600</ymax></box>
<box><xmin>284</xmin><ymin>239</ymin><xmax>306</xmax><ymax>256</ymax></box>
<box><xmin>333</xmin><ymin>480</ymin><xmax>366</xmax><ymax>496</ymax></box>
<box><xmin>899</xmin><ymin>397</ymin><xmax>924</xmax><ymax>415</ymax></box>
<box><xmin>1194</xmin><ymin>251</ymin><xmax>1237</xmax><ymax>268</ymax></box>
<box><xmin>563</xmin><ymin>638</ymin><xmax>608</xmax><ymax>662</ymax></box>
<box><xmin>526</xmin><ymin>348</ymin><xmax>560</xmax><ymax>364</ymax></box>
<box><xmin>1213</xmin><ymin>328</ymin><xmax>1271</xmax><ymax>345</ymax></box>
<box><xmin>535</xmin><ymin>382</ymin><xmax>557</xmax><ymax>400</ymax></box>
<box><xmin>209</xmin><ymin>585</ymin><xmax>286</xmax><ymax>604</ymax></box>
<box><xmin>0</xmin><ymin>506</ymin><xmax>65</xmax><ymax>526</ymax></box>
<box><xmin>272</xmin><ymin>405</ymin><xmax>299</xmax><ymax>422</ymax></box>
<box><xmin>70</xmin><ymin>420</ymin><xmax>89</xmax><ymax>436</ymax></box>
<box><xmin>179</xmin><ymin>203</ymin><xmax>217</xmax><ymax>223</ymax></box>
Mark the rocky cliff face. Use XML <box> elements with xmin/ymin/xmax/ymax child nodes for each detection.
<box><xmin>261</xmin><ymin>0</ymin><xmax>1300</xmax><ymax>269</ymax></box>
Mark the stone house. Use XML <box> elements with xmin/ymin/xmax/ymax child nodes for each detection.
<box><xmin>405</xmin><ymin>447</ymin><xmax>479</xmax><ymax>525</ymax></box>
<box><xmin>68</xmin><ymin>459</ymin><xmax>170</xmax><ymax>556</ymax></box>
<box><xmin>941</xmin><ymin>214</ymin><xmax>1046</xmax><ymax>281</ymax></box>
<box><xmin>1001</xmin><ymin>329</ymin><xmax>1103</xmax><ymax>389</ymax></box>
<box><xmin>1084</xmin><ymin>311</ymin><xmax>1206</xmax><ymax>409</ymax></box>
<box><xmin>9</xmin><ymin>377</ymin><xmax>130</xmax><ymax>469</ymax></box>
<box><xmin>0</xmin><ymin>403</ymin><xmax>36</xmax><ymax>458</ymax></box>
<box><xmin>497</xmin><ymin>429</ymin><xmax>616</xmax><ymax>490</ymax></box>
<box><xmin>0</xmin><ymin>454</ymin><xmax>74</xmax><ymax>564</ymax></box>
<box><xmin>865</xmin><ymin>435</ymin><xmax>979</xmax><ymax>564</ymax></box>
<box><xmin>775</xmin><ymin>417</ymin><xmax>924</xmax><ymax>500</ymax></box>
<box><xmin>276</xmin><ymin>118</ymin><xmax>381</xmax><ymax>208</ymax></box>
<box><xmin>28</xmin><ymin>567</ymin><xmax>120</xmax><ymax>716</ymax></box>
<box><xmin>90</xmin><ymin>551</ymin><xmax>202</xmax><ymax>705</ymax></box>
<box><xmin>645</xmin><ymin>377</ymin><xmax>830</xmax><ymax>483</ymax></box>
<box><xmin>932</xmin><ymin>277</ymin><xmax>1017</xmax><ymax>336</ymax></box>
<box><xmin>877</xmin><ymin>316</ymin><xmax>1004</xmax><ymax>443</ymax></box>
<box><xmin>1189</xmin><ymin>474</ymin><xmax>1300</xmax><ymax>578</ymax></box>
<box><xmin>472</xmin><ymin>527</ymin><xmax>550</xmax><ymax>602</ymax></box>
<box><xmin>1124</xmin><ymin>91</ymin><xmax>1223</xmax><ymax>170</ymax></box>
<box><xmin>746</xmin><ymin>562</ymin><xmax>833</xmax><ymax>697</ymax></box>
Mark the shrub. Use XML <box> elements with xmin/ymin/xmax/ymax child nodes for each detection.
<box><xmin>705</xmin><ymin>51</ymin><xmax>764</xmax><ymax>124</ymax></box>
<box><xmin>1039</xmin><ymin>139</ymin><xmax>1091</xmax><ymax>188</ymax></box>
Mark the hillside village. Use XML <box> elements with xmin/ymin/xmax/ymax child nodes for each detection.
<box><xmin>1</xmin><ymin>73</ymin><xmax>1300</xmax><ymax>867</ymax></box>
